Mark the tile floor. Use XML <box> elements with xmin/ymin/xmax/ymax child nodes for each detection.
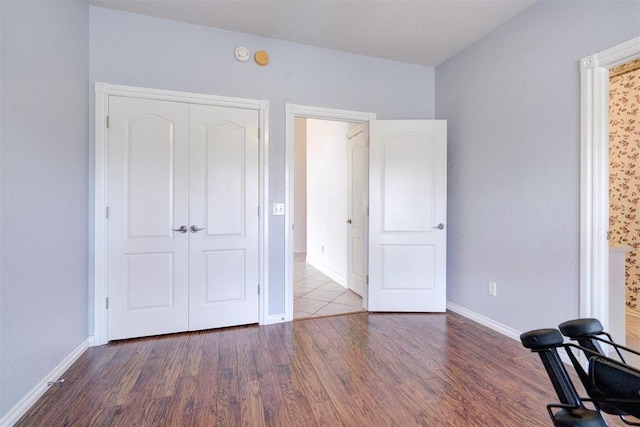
<box><xmin>294</xmin><ymin>253</ymin><xmax>364</xmax><ymax>319</ymax></box>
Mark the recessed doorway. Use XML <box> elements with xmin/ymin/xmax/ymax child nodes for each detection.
<box><xmin>284</xmin><ymin>104</ymin><xmax>376</xmax><ymax>322</ymax></box>
<box><xmin>284</xmin><ymin>104</ymin><xmax>448</xmax><ymax>321</ymax></box>
<box><xmin>292</xmin><ymin>117</ymin><xmax>367</xmax><ymax>319</ymax></box>
<box><xmin>608</xmin><ymin>58</ymin><xmax>640</xmax><ymax>351</ymax></box>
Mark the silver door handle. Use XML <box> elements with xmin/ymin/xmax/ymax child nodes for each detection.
<box><xmin>434</xmin><ymin>223</ymin><xmax>445</xmax><ymax>230</ymax></box>
<box><xmin>172</xmin><ymin>225</ymin><xmax>188</xmax><ymax>233</ymax></box>
<box><xmin>190</xmin><ymin>225</ymin><xmax>204</xmax><ymax>233</ymax></box>
<box><xmin>346</xmin><ymin>219</ymin><xmax>352</xmax><ymax>224</ymax></box>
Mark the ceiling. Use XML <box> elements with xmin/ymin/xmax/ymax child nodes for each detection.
<box><xmin>89</xmin><ymin>0</ymin><xmax>537</xmax><ymax>67</ymax></box>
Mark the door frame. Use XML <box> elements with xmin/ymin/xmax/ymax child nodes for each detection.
<box><xmin>284</xmin><ymin>104</ymin><xmax>376</xmax><ymax>321</ymax></box>
<box><xmin>93</xmin><ymin>82</ymin><xmax>269</xmax><ymax>346</ymax></box>
<box><xmin>579</xmin><ymin>37</ymin><xmax>640</xmax><ymax>328</ymax></box>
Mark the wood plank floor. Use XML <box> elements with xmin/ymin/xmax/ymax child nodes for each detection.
<box><xmin>14</xmin><ymin>312</ymin><xmax>624</xmax><ymax>426</ymax></box>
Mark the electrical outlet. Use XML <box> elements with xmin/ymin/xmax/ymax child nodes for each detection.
<box><xmin>488</xmin><ymin>281</ymin><xmax>497</xmax><ymax>296</ymax></box>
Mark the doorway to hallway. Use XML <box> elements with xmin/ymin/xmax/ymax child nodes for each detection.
<box><xmin>292</xmin><ymin>117</ymin><xmax>366</xmax><ymax>319</ymax></box>
<box><xmin>284</xmin><ymin>103</ymin><xmax>448</xmax><ymax>321</ymax></box>
<box><xmin>609</xmin><ymin>58</ymin><xmax>640</xmax><ymax>352</ymax></box>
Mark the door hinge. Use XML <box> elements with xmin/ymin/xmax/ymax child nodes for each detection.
<box><xmin>292</xmin><ymin>224</ymin><xmax>295</xmax><ymax>231</ymax></box>
<box><xmin>106</xmin><ymin>297</ymin><xmax>109</xmax><ymax>309</ymax></box>
<box><xmin>106</xmin><ymin>115</ymin><xmax>110</xmax><ymax>128</ymax></box>
<box><xmin>258</xmin><ymin>284</ymin><xmax>260</xmax><ymax>295</ymax></box>
<box><xmin>366</xmin><ymin>206</ymin><xmax>369</xmax><ymax>216</ymax></box>
<box><xmin>106</xmin><ymin>206</ymin><xmax>109</xmax><ymax>219</ymax></box>
<box><xmin>366</xmin><ymin>276</ymin><xmax>369</xmax><ymax>285</ymax></box>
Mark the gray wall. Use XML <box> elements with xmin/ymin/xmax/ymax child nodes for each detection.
<box><xmin>436</xmin><ymin>0</ymin><xmax>640</xmax><ymax>332</ymax></box>
<box><xmin>89</xmin><ymin>6</ymin><xmax>436</xmax><ymax>318</ymax></box>
<box><xmin>0</xmin><ymin>0</ymin><xmax>89</xmax><ymax>417</ymax></box>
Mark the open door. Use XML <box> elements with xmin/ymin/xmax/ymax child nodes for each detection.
<box><xmin>368</xmin><ymin>120</ymin><xmax>447</xmax><ymax>312</ymax></box>
<box><xmin>348</xmin><ymin>125</ymin><xmax>366</xmax><ymax>297</ymax></box>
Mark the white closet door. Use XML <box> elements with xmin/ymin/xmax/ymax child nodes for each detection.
<box><xmin>188</xmin><ymin>104</ymin><xmax>260</xmax><ymax>330</ymax></box>
<box><xmin>107</xmin><ymin>97</ymin><xmax>190</xmax><ymax>340</ymax></box>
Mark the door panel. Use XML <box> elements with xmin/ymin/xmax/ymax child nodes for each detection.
<box><xmin>382</xmin><ymin>133</ymin><xmax>434</xmax><ymax>232</ymax></box>
<box><xmin>382</xmin><ymin>245</ymin><xmax>434</xmax><ymax>290</ymax></box>
<box><xmin>189</xmin><ymin>104</ymin><xmax>259</xmax><ymax>331</ymax></box>
<box><xmin>127</xmin><ymin>116</ymin><xmax>176</xmax><ymax>237</ymax></box>
<box><xmin>107</xmin><ymin>96</ymin><xmax>190</xmax><ymax>340</ymax></box>
<box><xmin>369</xmin><ymin>120</ymin><xmax>446</xmax><ymax>312</ymax></box>
<box><xmin>127</xmin><ymin>253</ymin><xmax>175</xmax><ymax>309</ymax></box>
<box><xmin>348</xmin><ymin>126</ymin><xmax>366</xmax><ymax>297</ymax></box>
<box><xmin>204</xmin><ymin>121</ymin><xmax>246</xmax><ymax>236</ymax></box>
<box><xmin>205</xmin><ymin>249</ymin><xmax>246</xmax><ymax>301</ymax></box>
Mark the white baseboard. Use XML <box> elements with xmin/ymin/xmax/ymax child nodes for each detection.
<box><xmin>263</xmin><ymin>313</ymin><xmax>286</xmax><ymax>325</ymax></box>
<box><xmin>0</xmin><ymin>337</ymin><xmax>90</xmax><ymax>427</ymax></box>
<box><xmin>447</xmin><ymin>302</ymin><xmax>521</xmax><ymax>341</ymax></box>
<box><xmin>446</xmin><ymin>302</ymin><xmax>572</xmax><ymax>365</ymax></box>
<box><xmin>305</xmin><ymin>256</ymin><xmax>346</xmax><ymax>288</ymax></box>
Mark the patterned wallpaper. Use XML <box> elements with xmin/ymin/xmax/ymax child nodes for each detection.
<box><xmin>609</xmin><ymin>59</ymin><xmax>640</xmax><ymax>310</ymax></box>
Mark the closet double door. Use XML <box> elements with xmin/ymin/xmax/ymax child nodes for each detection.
<box><xmin>107</xmin><ymin>96</ymin><xmax>259</xmax><ymax>341</ymax></box>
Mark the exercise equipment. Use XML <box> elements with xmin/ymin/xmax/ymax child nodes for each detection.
<box><xmin>521</xmin><ymin>319</ymin><xmax>640</xmax><ymax>426</ymax></box>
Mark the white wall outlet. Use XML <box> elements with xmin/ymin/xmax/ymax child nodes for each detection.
<box><xmin>488</xmin><ymin>281</ymin><xmax>497</xmax><ymax>296</ymax></box>
<box><xmin>272</xmin><ymin>203</ymin><xmax>285</xmax><ymax>215</ymax></box>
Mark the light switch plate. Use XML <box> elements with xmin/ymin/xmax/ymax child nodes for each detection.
<box><xmin>272</xmin><ymin>203</ymin><xmax>285</xmax><ymax>215</ymax></box>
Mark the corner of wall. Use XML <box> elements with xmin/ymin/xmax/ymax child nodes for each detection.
<box><xmin>0</xmin><ymin>338</ymin><xmax>90</xmax><ymax>426</ymax></box>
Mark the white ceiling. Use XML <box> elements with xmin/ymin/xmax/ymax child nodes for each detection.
<box><xmin>89</xmin><ymin>0</ymin><xmax>537</xmax><ymax>67</ymax></box>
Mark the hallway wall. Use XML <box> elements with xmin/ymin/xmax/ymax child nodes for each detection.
<box><xmin>306</xmin><ymin>119</ymin><xmax>349</xmax><ymax>285</ymax></box>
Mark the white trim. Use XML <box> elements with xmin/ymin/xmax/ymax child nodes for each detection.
<box><xmin>0</xmin><ymin>338</ymin><xmax>90</xmax><ymax>427</ymax></box>
<box><xmin>263</xmin><ymin>313</ymin><xmax>287</xmax><ymax>325</ymax></box>
<box><xmin>93</xmin><ymin>82</ymin><xmax>265</xmax><ymax>110</ymax></box>
<box><xmin>93</xmin><ymin>88</ymin><xmax>109</xmax><ymax>346</ymax></box>
<box><xmin>447</xmin><ymin>303</ymin><xmax>573</xmax><ymax>365</ymax></box>
<box><xmin>284</xmin><ymin>104</ymin><xmax>376</xmax><ymax>322</ymax></box>
<box><xmin>258</xmin><ymin>101</ymin><xmax>270</xmax><ymax>326</ymax></box>
<box><xmin>447</xmin><ymin>302</ymin><xmax>521</xmax><ymax>341</ymax></box>
<box><xmin>92</xmin><ymin>82</ymin><xmax>269</xmax><ymax>345</ymax></box>
<box><xmin>579</xmin><ymin>37</ymin><xmax>640</xmax><ymax>330</ymax></box>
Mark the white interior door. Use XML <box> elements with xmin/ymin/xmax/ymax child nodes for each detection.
<box><xmin>107</xmin><ymin>96</ymin><xmax>190</xmax><ymax>340</ymax></box>
<box><xmin>368</xmin><ymin>120</ymin><xmax>447</xmax><ymax>312</ymax></box>
<box><xmin>188</xmin><ymin>104</ymin><xmax>260</xmax><ymax>330</ymax></box>
<box><xmin>348</xmin><ymin>126</ymin><xmax>366</xmax><ymax>297</ymax></box>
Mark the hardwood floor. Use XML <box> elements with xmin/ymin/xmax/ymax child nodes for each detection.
<box><xmin>15</xmin><ymin>311</ymin><xmax>623</xmax><ymax>426</ymax></box>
